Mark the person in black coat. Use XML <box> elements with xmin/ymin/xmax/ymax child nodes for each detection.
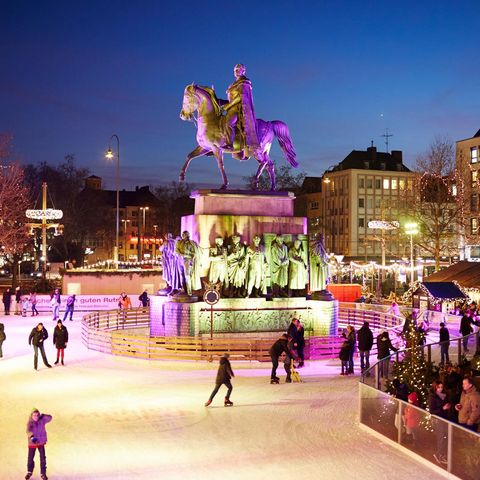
<box><xmin>428</xmin><ymin>380</ymin><xmax>451</xmax><ymax>465</ymax></box>
<box><xmin>342</xmin><ymin>325</ymin><xmax>356</xmax><ymax>374</ymax></box>
<box><xmin>357</xmin><ymin>321</ymin><xmax>374</xmax><ymax>371</ymax></box>
<box><xmin>339</xmin><ymin>341</ymin><xmax>351</xmax><ymax>375</ymax></box>
<box><xmin>2</xmin><ymin>288</ymin><xmax>12</xmax><ymax>315</ymax></box>
<box><xmin>439</xmin><ymin>322</ymin><xmax>450</xmax><ymax>364</ymax></box>
<box><xmin>296</xmin><ymin>319</ymin><xmax>305</xmax><ymax>368</ymax></box>
<box><xmin>269</xmin><ymin>334</ymin><xmax>295</xmax><ymax>383</ymax></box>
<box><xmin>53</xmin><ymin>320</ymin><xmax>69</xmax><ymax>366</ymax></box>
<box><xmin>205</xmin><ymin>353</ymin><xmax>235</xmax><ymax>406</ymax></box>
<box><xmin>459</xmin><ymin>312</ymin><xmax>474</xmax><ymax>352</ymax></box>
<box><xmin>138</xmin><ymin>290</ymin><xmax>149</xmax><ymax>308</ymax></box>
<box><xmin>28</xmin><ymin>323</ymin><xmax>52</xmax><ymax>370</ymax></box>
<box><xmin>376</xmin><ymin>330</ymin><xmax>398</xmax><ymax>378</ymax></box>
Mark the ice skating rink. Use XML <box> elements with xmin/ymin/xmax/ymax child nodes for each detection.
<box><xmin>0</xmin><ymin>314</ymin><xmax>444</xmax><ymax>479</ymax></box>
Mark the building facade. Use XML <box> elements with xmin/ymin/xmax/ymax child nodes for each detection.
<box><xmin>457</xmin><ymin>129</ymin><xmax>480</xmax><ymax>259</ymax></box>
<box><xmin>299</xmin><ymin>146</ymin><xmax>416</xmax><ymax>261</ymax></box>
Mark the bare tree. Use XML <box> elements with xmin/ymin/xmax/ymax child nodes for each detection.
<box><xmin>0</xmin><ymin>156</ymin><xmax>32</xmax><ymax>286</ymax></box>
<box><xmin>401</xmin><ymin>137</ymin><xmax>464</xmax><ymax>271</ymax></box>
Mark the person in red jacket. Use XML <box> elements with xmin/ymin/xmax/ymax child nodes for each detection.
<box><xmin>403</xmin><ymin>392</ymin><xmax>421</xmax><ymax>445</ymax></box>
<box><xmin>25</xmin><ymin>408</ymin><xmax>52</xmax><ymax>480</ymax></box>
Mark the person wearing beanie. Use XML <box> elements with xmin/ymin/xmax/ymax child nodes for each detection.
<box><xmin>25</xmin><ymin>408</ymin><xmax>52</xmax><ymax>480</ymax></box>
<box><xmin>205</xmin><ymin>353</ymin><xmax>235</xmax><ymax>407</ymax></box>
<box><xmin>53</xmin><ymin>320</ymin><xmax>68</xmax><ymax>365</ymax></box>
<box><xmin>403</xmin><ymin>391</ymin><xmax>420</xmax><ymax>444</ymax></box>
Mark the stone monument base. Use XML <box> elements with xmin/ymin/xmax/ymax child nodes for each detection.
<box><xmin>150</xmin><ymin>296</ymin><xmax>338</xmax><ymax>338</ymax></box>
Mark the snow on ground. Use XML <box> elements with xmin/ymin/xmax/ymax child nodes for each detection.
<box><xmin>0</xmin><ymin>312</ymin><xmax>444</xmax><ymax>479</ymax></box>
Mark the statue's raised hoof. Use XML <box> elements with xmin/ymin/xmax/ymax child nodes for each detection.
<box><xmin>179</xmin><ymin>174</ymin><xmax>185</xmax><ymax>182</ymax></box>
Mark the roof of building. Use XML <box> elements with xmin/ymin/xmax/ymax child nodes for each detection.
<box><xmin>414</xmin><ymin>281</ymin><xmax>468</xmax><ymax>300</ymax></box>
<box><xmin>300</xmin><ymin>177</ymin><xmax>324</xmax><ymax>193</ymax></box>
<box><xmin>78</xmin><ymin>185</ymin><xmax>160</xmax><ymax>209</ymax></box>
<box><xmin>475</xmin><ymin>129</ymin><xmax>480</xmax><ymax>138</ymax></box>
<box><xmin>329</xmin><ymin>146</ymin><xmax>411</xmax><ymax>173</ymax></box>
<box><xmin>424</xmin><ymin>261</ymin><xmax>480</xmax><ymax>289</ymax></box>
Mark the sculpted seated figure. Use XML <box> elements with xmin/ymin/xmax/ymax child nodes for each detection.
<box><xmin>208</xmin><ymin>237</ymin><xmax>228</xmax><ymax>289</ymax></box>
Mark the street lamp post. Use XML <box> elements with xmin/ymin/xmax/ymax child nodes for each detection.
<box><xmin>121</xmin><ymin>219</ymin><xmax>130</xmax><ymax>261</ymax></box>
<box><xmin>140</xmin><ymin>206</ymin><xmax>149</xmax><ymax>260</ymax></box>
<box><xmin>153</xmin><ymin>224</ymin><xmax>158</xmax><ymax>261</ymax></box>
<box><xmin>105</xmin><ymin>135</ymin><xmax>120</xmax><ymax>267</ymax></box>
<box><xmin>405</xmin><ymin>222</ymin><xmax>419</xmax><ymax>285</ymax></box>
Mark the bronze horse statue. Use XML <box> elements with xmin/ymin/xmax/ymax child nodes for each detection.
<box><xmin>179</xmin><ymin>84</ymin><xmax>297</xmax><ymax>190</ymax></box>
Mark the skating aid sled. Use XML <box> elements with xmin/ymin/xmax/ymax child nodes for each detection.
<box><xmin>290</xmin><ymin>362</ymin><xmax>302</xmax><ymax>383</ymax></box>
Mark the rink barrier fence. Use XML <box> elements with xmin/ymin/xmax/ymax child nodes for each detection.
<box><xmin>360</xmin><ymin>330</ymin><xmax>480</xmax><ymax>478</ymax></box>
<box><xmin>81</xmin><ymin>303</ymin><xmax>406</xmax><ymax>361</ymax></box>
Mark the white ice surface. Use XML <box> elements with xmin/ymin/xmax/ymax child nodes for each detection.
<box><xmin>0</xmin><ymin>313</ymin><xmax>444</xmax><ymax>479</ymax></box>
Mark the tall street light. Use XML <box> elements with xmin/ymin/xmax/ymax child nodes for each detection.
<box><xmin>153</xmin><ymin>224</ymin><xmax>158</xmax><ymax>261</ymax></box>
<box><xmin>105</xmin><ymin>135</ymin><xmax>120</xmax><ymax>267</ymax></box>
<box><xmin>121</xmin><ymin>219</ymin><xmax>131</xmax><ymax>261</ymax></box>
<box><xmin>405</xmin><ymin>222</ymin><xmax>419</xmax><ymax>285</ymax></box>
<box><xmin>140</xmin><ymin>206</ymin><xmax>149</xmax><ymax>260</ymax></box>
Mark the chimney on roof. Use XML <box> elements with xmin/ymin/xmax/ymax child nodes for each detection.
<box><xmin>85</xmin><ymin>176</ymin><xmax>102</xmax><ymax>190</ymax></box>
<box><xmin>367</xmin><ymin>145</ymin><xmax>377</xmax><ymax>160</ymax></box>
<box><xmin>391</xmin><ymin>150</ymin><xmax>403</xmax><ymax>163</ymax></box>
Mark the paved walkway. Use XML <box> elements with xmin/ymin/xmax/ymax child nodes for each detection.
<box><xmin>0</xmin><ymin>313</ymin><xmax>444</xmax><ymax>479</ymax></box>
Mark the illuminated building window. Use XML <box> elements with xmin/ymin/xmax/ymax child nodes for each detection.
<box><xmin>471</xmin><ymin>218</ymin><xmax>478</xmax><ymax>235</ymax></box>
<box><xmin>472</xmin><ymin>170</ymin><xmax>478</xmax><ymax>188</ymax></box>
<box><xmin>471</xmin><ymin>147</ymin><xmax>478</xmax><ymax>164</ymax></box>
<box><xmin>383</xmin><ymin>178</ymin><xmax>390</xmax><ymax>189</ymax></box>
<box><xmin>399</xmin><ymin>178</ymin><xmax>405</xmax><ymax>190</ymax></box>
<box><xmin>391</xmin><ymin>179</ymin><xmax>398</xmax><ymax>190</ymax></box>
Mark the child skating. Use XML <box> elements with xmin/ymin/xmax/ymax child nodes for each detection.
<box><xmin>205</xmin><ymin>353</ymin><xmax>235</xmax><ymax>407</ymax></box>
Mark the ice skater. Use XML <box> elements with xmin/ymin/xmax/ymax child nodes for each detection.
<box><xmin>25</xmin><ymin>408</ymin><xmax>52</xmax><ymax>480</ymax></box>
<box><xmin>28</xmin><ymin>323</ymin><xmax>52</xmax><ymax>370</ymax></box>
<box><xmin>205</xmin><ymin>353</ymin><xmax>235</xmax><ymax>407</ymax></box>
<box><xmin>0</xmin><ymin>322</ymin><xmax>5</xmax><ymax>358</ymax></box>
<box><xmin>269</xmin><ymin>334</ymin><xmax>295</xmax><ymax>383</ymax></box>
<box><xmin>53</xmin><ymin>320</ymin><xmax>68</xmax><ymax>365</ymax></box>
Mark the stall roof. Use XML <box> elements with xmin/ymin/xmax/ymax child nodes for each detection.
<box><xmin>414</xmin><ymin>281</ymin><xmax>468</xmax><ymax>300</ymax></box>
<box><xmin>424</xmin><ymin>261</ymin><xmax>480</xmax><ymax>289</ymax></box>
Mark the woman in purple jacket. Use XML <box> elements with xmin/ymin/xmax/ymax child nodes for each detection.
<box><xmin>25</xmin><ymin>408</ymin><xmax>52</xmax><ymax>480</ymax></box>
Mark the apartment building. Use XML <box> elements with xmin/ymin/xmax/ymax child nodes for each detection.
<box><xmin>457</xmin><ymin>128</ymin><xmax>480</xmax><ymax>259</ymax></box>
<box><xmin>299</xmin><ymin>146</ymin><xmax>416</xmax><ymax>261</ymax></box>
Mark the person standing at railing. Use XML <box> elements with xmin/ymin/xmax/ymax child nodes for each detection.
<box><xmin>459</xmin><ymin>310</ymin><xmax>474</xmax><ymax>353</ymax></box>
<box><xmin>455</xmin><ymin>376</ymin><xmax>480</xmax><ymax>432</ymax></box>
<box><xmin>428</xmin><ymin>380</ymin><xmax>450</xmax><ymax>465</ymax></box>
<box><xmin>342</xmin><ymin>325</ymin><xmax>356</xmax><ymax>374</ymax></box>
<box><xmin>339</xmin><ymin>340</ymin><xmax>351</xmax><ymax>376</ymax></box>
<box><xmin>376</xmin><ymin>330</ymin><xmax>398</xmax><ymax>378</ymax></box>
<box><xmin>357</xmin><ymin>321</ymin><xmax>373</xmax><ymax>371</ymax></box>
<box><xmin>439</xmin><ymin>322</ymin><xmax>450</xmax><ymax>365</ymax></box>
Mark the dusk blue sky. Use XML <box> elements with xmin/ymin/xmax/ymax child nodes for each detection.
<box><xmin>1</xmin><ymin>1</ymin><xmax>479</xmax><ymax>190</ymax></box>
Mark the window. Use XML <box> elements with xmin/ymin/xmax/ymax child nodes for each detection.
<box><xmin>472</xmin><ymin>171</ymin><xmax>478</xmax><ymax>188</ymax></box>
<box><xmin>367</xmin><ymin>197</ymin><xmax>373</xmax><ymax>209</ymax></box>
<box><xmin>383</xmin><ymin>178</ymin><xmax>390</xmax><ymax>189</ymax></box>
<box><xmin>399</xmin><ymin>179</ymin><xmax>405</xmax><ymax>190</ymax></box>
<box><xmin>471</xmin><ymin>147</ymin><xmax>478</xmax><ymax>164</ymax></box>
<box><xmin>358</xmin><ymin>198</ymin><xmax>365</xmax><ymax>208</ymax></box>
<box><xmin>310</xmin><ymin>201</ymin><xmax>319</xmax><ymax>210</ymax></box>
<box><xmin>358</xmin><ymin>218</ymin><xmax>365</xmax><ymax>228</ymax></box>
<box><xmin>375</xmin><ymin>198</ymin><xmax>381</xmax><ymax>209</ymax></box>
<box><xmin>452</xmin><ymin>184</ymin><xmax>457</xmax><ymax>196</ymax></box>
<box><xmin>407</xmin><ymin>179</ymin><xmax>413</xmax><ymax>191</ymax></box>
<box><xmin>471</xmin><ymin>218</ymin><xmax>478</xmax><ymax>235</ymax></box>
<box><xmin>366</xmin><ymin>178</ymin><xmax>373</xmax><ymax>189</ymax></box>
<box><xmin>391</xmin><ymin>178</ymin><xmax>398</xmax><ymax>190</ymax></box>
<box><xmin>359</xmin><ymin>177</ymin><xmax>365</xmax><ymax>188</ymax></box>
<box><xmin>375</xmin><ymin>179</ymin><xmax>381</xmax><ymax>189</ymax></box>
<box><xmin>471</xmin><ymin>194</ymin><xmax>478</xmax><ymax>212</ymax></box>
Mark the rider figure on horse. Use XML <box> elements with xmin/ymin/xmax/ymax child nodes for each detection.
<box><xmin>222</xmin><ymin>64</ymin><xmax>259</xmax><ymax>160</ymax></box>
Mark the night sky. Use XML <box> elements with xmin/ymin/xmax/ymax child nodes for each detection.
<box><xmin>1</xmin><ymin>1</ymin><xmax>479</xmax><ymax>189</ymax></box>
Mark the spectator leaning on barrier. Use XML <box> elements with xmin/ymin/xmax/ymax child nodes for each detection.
<box><xmin>439</xmin><ymin>322</ymin><xmax>450</xmax><ymax>365</ymax></box>
<box><xmin>376</xmin><ymin>330</ymin><xmax>398</xmax><ymax>378</ymax></box>
<box><xmin>455</xmin><ymin>376</ymin><xmax>480</xmax><ymax>432</ymax></box>
<box><xmin>357</xmin><ymin>321</ymin><xmax>373</xmax><ymax>371</ymax></box>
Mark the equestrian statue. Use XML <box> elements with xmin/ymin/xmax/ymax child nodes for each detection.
<box><xmin>179</xmin><ymin>64</ymin><xmax>298</xmax><ymax>191</ymax></box>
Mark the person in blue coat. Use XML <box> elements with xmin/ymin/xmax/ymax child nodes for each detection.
<box><xmin>25</xmin><ymin>408</ymin><xmax>53</xmax><ymax>480</ymax></box>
